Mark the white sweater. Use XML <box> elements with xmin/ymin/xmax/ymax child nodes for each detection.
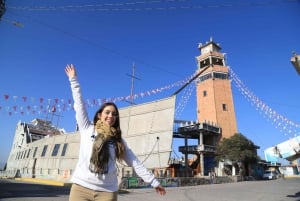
<box><xmin>69</xmin><ymin>77</ymin><xmax>160</xmax><ymax>192</ymax></box>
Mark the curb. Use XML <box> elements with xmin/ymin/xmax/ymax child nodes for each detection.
<box><xmin>14</xmin><ymin>178</ymin><xmax>71</xmax><ymax>187</ymax></box>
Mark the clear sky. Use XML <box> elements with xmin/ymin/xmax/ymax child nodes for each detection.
<box><xmin>1</xmin><ymin>0</ymin><xmax>300</xmax><ymax>168</ymax></box>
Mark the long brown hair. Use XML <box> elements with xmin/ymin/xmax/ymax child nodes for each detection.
<box><xmin>93</xmin><ymin>102</ymin><xmax>125</xmax><ymax>160</ymax></box>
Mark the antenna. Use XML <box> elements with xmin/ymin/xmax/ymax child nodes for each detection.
<box><xmin>126</xmin><ymin>62</ymin><xmax>140</xmax><ymax>105</ymax></box>
<box><xmin>45</xmin><ymin>105</ymin><xmax>63</xmax><ymax>128</ymax></box>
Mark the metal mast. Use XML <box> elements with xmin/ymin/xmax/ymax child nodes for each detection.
<box><xmin>126</xmin><ymin>62</ymin><xmax>140</xmax><ymax>105</ymax></box>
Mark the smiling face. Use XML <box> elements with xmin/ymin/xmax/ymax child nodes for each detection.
<box><xmin>98</xmin><ymin>105</ymin><xmax>117</xmax><ymax>126</ymax></box>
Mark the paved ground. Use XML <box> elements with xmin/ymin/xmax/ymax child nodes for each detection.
<box><xmin>0</xmin><ymin>177</ymin><xmax>299</xmax><ymax>201</ymax></box>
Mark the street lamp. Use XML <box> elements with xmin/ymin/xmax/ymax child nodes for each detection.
<box><xmin>291</xmin><ymin>52</ymin><xmax>300</xmax><ymax>75</ymax></box>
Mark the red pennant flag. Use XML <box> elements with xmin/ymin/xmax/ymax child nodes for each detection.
<box><xmin>51</xmin><ymin>106</ymin><xmax>56</xmax><ymax>113</ymax></box>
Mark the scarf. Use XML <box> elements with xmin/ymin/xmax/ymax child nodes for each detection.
<box><xmin>89</xmin><ymin>120</ymin><xmax>117</xmax><ymax>174</ymax></box>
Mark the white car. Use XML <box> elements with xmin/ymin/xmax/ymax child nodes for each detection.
<box><xmin>263</xmin><ymin>170</ymin><xmax>277</xmax><ymax>180</ymax></box>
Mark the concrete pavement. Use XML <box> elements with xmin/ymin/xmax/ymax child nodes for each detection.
<box><xmin>0</xmin><ymin>177</ymin><xmax>299</xmax><ymax>201</ymax></box>
<box><xmin>118</xmin><ymin>178</ymin><xmax>300</xmax><ymax>201</ymax></box>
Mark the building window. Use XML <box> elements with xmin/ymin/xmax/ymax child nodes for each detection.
<box><xmin>222</xmin><ymin>104</ymin><xmax>227</xmax><ymax>111</ymax></box>
<box><xmin>52</xmin><ymin>144</ymin><xmax>60</xmax><ymax>157</ymax></box>
<box><xmin>203</xmin><ymin>90</ymin><xmax>207</xmax><ymax>97</ymax></box>
<box><xmin>199</xmin><ymin>58</ymin><xmax>210</xmax><ymax>68</ymax></box>
<box><xmin>61</xmin><ymin>143</ymin><xmax>68</xmax><ymax>156</ymax></box>
<box><xmin>213</xmin><ymin>72</ymin><xmax>228</xmax><ymax>80</ymax></box>
<box><xmin>212</xmin><ymin>57</ymin><xmax>224</xmax><ymax>66</ymax></box>
<box><xmin>33</xmin><ymin>147</ymin><xmax>38</xmax><ymax>158</ymax></box>
<box><xmin>41</xmin><ymin>145</ymin><xmax>48</xmax><ymax>157</ymax></box>
<box><xmin>27</xmin><ymin>149</ymin><xmax>31</xmax><ymax>158</ymax></box>
<box><xmin>199</xmin><ymin>73</ymin><xmax>212</xmax><ymax>83</ymax></box>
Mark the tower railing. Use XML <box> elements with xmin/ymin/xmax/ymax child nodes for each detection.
<box><xmin>173</xmin><ymin>120</ymin><xmax>221</xmax><ymax>136</ymax></box>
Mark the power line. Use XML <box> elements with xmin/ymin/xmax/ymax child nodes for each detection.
<box><xmin>6</xmin><ymin>0</ymin><xmax>298</xmax><ymax>12</ymax></box>
<box><xmin>6</xmin><ymin>9</ymin><xmax>184</xmax><ymax>78</ymax></box>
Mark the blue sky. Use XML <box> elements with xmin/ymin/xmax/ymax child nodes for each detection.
<box><xmin>1</xmin><ymin>0</ymin><xmax>300</xmax><ymax>168</ymax></box>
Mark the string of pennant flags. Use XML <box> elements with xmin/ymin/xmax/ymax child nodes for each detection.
<box><xmin>174</xmin><ymin>80</ymin><xmax>196</xmax><ymax>119</ymax></box>
<box><xmin>0</xmin><ymin>73</ymin><xmax>196</xmax><ymax>116</ymax></box>
<box><xmin>1</xmin><ymin>67</ymin><xmax>300</xmax><ymax>138</ymax></box>
<box><xmin>229</xmin><ymin>67</ymin><xmax>300</xmax><ymax>138</ymax></box>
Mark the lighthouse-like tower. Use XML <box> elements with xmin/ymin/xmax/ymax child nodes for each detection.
<box><xmin>195</xmin><ymin>38</ymin><xmax>238</xmax><ymax>139</ymax></box>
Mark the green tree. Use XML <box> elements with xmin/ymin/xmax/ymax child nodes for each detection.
<box><xmin>215</xmin><ymin>133</ymin><xmax>259</xmax><ymax>164</ymax></box>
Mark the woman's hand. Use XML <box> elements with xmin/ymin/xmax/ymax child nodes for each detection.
<box><xmin>65</xmin><ymin>64</ymin><xmax>77</xmax><ymax>79</ymax></box>
<box><xmin>155</xmin><ymin>185</ymin><xmax>166</xmax><ymax>195</ymax></box>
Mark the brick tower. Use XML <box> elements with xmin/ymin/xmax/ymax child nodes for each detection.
<box><xmin>195</xmin><ymin>38</ymin><xmax>238</xmax><ymax>139</ymax></box>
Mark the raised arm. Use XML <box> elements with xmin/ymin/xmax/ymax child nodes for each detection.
<box><xmin>65</xmin><ymin>64</ymin><xmax>91</xmax><ymax>131</ymax></box>
<box><xmin>65</xmin><ymin>64</ymin><xmax>77</xmax><ymax>79</ymax></box>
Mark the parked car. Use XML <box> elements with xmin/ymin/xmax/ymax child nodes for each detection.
<box><xmin>263</xmin><ymin>170</ymin><xmax>277</xmax><ymax>180</ymax></box>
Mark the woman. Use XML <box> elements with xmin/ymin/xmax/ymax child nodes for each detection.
<box><xmin>65</xmin><ymin>64</ymin><xmax>166</xmax><ymax>201</ymax></box>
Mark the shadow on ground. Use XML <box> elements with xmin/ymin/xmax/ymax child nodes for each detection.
<box><xmin>0</xmin><ymin>180</ymin><xmax>70</xmax><ymax>199</ymax></box>
<box><xmin>287</xmin><ymin>191</ymin><xmax>300</xmax><ymax>201</ymax></box>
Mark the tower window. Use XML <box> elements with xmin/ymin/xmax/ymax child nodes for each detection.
<box><xmin>203</xmin><ymin>90</ymin><xmax>207</xmax><ymax>97</ymax></box>
<box><xmin>198</xmin><ymin>73</ymin><xmax>212</xmax><ymax>83</ymax></box>
<box><xmin>213</xmin><ymin>72</ymin><xmax>228</xmax><ymax>80</ymax></box>
<box><xmin>199</xmin><ymin>58</ymin><xmax>211</xmax><ymax>68</ymax></box>
<box><xmin>222</xmin><ymin>104</ymin><xmax>227</xmax><ymax>111</ymax></box>
<box><xmin>212</xmin><ymin>57</ymin><xmax>224</xmax><ymax>66</ymax></box>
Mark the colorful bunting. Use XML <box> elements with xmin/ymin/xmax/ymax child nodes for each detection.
<box><xmin>229</xmin><ymin>67</ymin><xmax>300</xmax><ymax>138</ymax></box>
<box><xmin>0</xmin><ymin>73</ymin><xmax>194</xmax><ymax>116</ymax></box>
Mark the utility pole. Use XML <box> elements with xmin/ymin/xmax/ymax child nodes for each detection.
<box><xmin>126</xmin><ymin>63</ymin><xmax>140</xmax><ymax>105</ymax></box>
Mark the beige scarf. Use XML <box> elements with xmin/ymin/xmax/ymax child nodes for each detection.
<box><xmin>89</xmin><ymin>120</ymin><xmax>117</xmax><ymax>174</ymax></box>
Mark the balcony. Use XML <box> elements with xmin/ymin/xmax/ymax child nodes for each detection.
<box><xmin>179</xmin><ymin>144</ymin><xmax>216</xmax><ymax>154</ymax></box>
<box><xmin>173</xmin><ymin>121</ymin><xmax>221</xmax><ymax>139</ymax></box>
